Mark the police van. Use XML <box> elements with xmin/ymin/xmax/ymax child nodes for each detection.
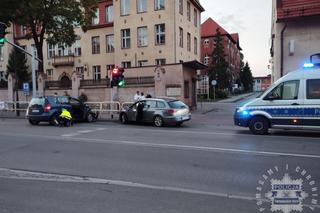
<box><xmin>234</xmin><ymin>54</ymin><xmax>320</xmax><ymax>135</ymax></box>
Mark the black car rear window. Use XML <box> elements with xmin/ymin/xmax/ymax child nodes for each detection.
<box><xmin>167</xmin><ymin>100</ymin><xmax>187</xmax><ymax>109</ymax></box>
<box><xmin>30</xmin><ymin>98</ymin><xmax>45</xmax><ymax>106</ymax></box>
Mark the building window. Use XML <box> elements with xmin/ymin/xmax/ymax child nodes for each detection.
<box><xmin>155</xmin><ymin>24</ymin><xmax>165</xmax><ymax>45</ymax></box>
<box><xmin>307</xmin><ymin>79</ymin><xmax>320</xmax><ymax>99</ymax></box>
<box><xmin>74</xmin><ymin>40</ymin><xmax>81</xmax><ymax>56</ymax></box>
<box><xmin>194</xmin><ymin>8</ymin><xmax>198</xmax><ymax>27</ymax></box>
<box><xmin>121</xmin><ymin>0</ymin><xmax>130</xmax><ymax>16</ymax></box>
<box><xmin>105</xmin><ymin>5</ymin><xmax>113</xmax><ymax>23</ymax></box>
<box><xmin>155</xmin><ymin>58</ymin><xmax>166</xmax><ymax>65</ymax></box>
<box><xmin>155</xmin><ymin>0</ymin><xmax>165</xmax><ymax>11</ymax></box>
<box><xmin>91</xmin><ymin>36</ymin><xmax>100</xmax><ymax>54</ymax></box>
<box><xmin>106</xmin><ymin>34</ymin><xmax>114</xmax><ymax>53</ymax></box>
<box><xmin>106</xmin><ymin>64</ymin><xmax>115</xmax><ymax>78</ymax></box>
<box><xmin>187</xmin><ymin>33</ymin><xmax>191</xmax><ymax>51</ymax></box>
<box><xmin>0</xmin><ymin>45</ymin><xmax>3</xmax><ymax>61</ymax></box>
<box><xmin>76</xmin><ymin>67</ymin><xmax>84</xmax><ymax>80</ymax></box>
<box><xmin>137</xmin><ymin>27</ymin><xmax>148</xmax><ymax>47</ymax></box>
<box><xmin>197</xmin><ymin>75</ymin><xmax>209</xmax><ymax>95</ymax></box>
<box><xmin>46</xmin><ymin>69</ymin><xmax>53</xmax><ymax>81</ymax></box>
<box><xmin>187</xmin><ymin>2</ymin><xmax>191</xmax><ymax>21</ymax></box>
<box><xmin>137</xmin><ymin>0</ymin><xmax>147</xmax><ymax>13</ymax></box>
<box><xmin>204</xmin><ymin>54</ymin><xmax>210</xmax><ymax>65</ymax></box>
<box><xmin>121</xmin><ymin>29</ymin><xmax>131</xmax><ymax>49</ymax></box>
<box><xmin>122</xmin><ymin>61</ymin><xmax>131</xmax><ymax>68</ymax></box>
<box><xmin>184</xmin><ymin>81</ymin><xmax>190</xmax><ymax>98</ymax></box>
<box><xmin>138</xmin><ymin>60</ymin><xmax>148</xmax><ymax>67</ymax></box>
<box><xmin>179</xmin><ymin>0</ymin><xmax>183</xmax><ymax>15</ymax></box>
<box><xmin>92</xmin><ymin>8</ymin><xmax>99</xmax><ymax>25</ymax></box>
<box><xmin>194</xmin><ymin>37</ymin><xmax>198</xmax><ymax>54</ymax></box>
<box><xmin>204</xmin><ymin>39</ymin><xmax>209</xmax><ymax>46</ymax></box>
<box><xmin>179</xmin><ymin>27</ymin><xmax>183</xmax><ymax>48</ymax></box>
<box><xmin>93</xmin><ymin>65</ymin><xmax>101</xmax><ymax>80</ymax></box>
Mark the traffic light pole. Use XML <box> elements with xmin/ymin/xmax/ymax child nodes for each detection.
<box><xmin>5</xmin><ymin>39</ymin><xmax>42</xmax><ymax>97</ymax></box>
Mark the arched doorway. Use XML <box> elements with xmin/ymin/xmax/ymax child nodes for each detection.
<box><xmin>60</xmin><ymin>74</ymin><xmax>71</xmax><ymax>88</ymax></box>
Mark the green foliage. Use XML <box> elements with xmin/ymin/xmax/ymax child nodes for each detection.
<box><xmin>0</xmin><ymin>0</ymin><xmax>98</xmax><ymax>73</ymax></box>
<box><xmin>208</xmin><ymin>28</ymin><xmax>230</xmax><ymax>91</ymax></box>
<box><xmin>6</xmin><ymin>45</ymin><xmax>30</xmax><ymax>88</ymax></box>
<box><xmin>240</xmin><ymin>62</ymin><xmax>253</xmax><ymax>91</ymax></box>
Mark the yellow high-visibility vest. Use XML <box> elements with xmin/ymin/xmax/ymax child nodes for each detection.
<box><xmin>60</xmin><ymin>109</ymin><xmax>72</xmax><ymax>120</ymax></box>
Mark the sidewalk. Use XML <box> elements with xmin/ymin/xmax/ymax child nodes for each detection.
<box><xmin>217</xmin><ymin>92</ymin><xmax>254</xmax><ymax>103</ymax></box>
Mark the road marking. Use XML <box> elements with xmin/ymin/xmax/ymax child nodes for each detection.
<box><xmin>0</xmin><ymin>168</ymin><xmax>318</xmax><ymax>209</ymax></box>
<box><xmin>61</xmin><ymin>128</ymin><xmax>108</xmax><ymax>137</ymax></box>
<box><xmin>0</xmin><ymin>132</ymin><xmax>319</xmax><ymax>159</ymax></box>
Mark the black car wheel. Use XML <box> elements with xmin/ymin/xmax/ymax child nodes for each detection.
<box><xmin>50</xmin><ymin>114</ymin><xmax>60</xmax><ymax>126</ymax></box>
<box><xmin>86</xmin><ymin>113</ymin><xmax>94</xmax><ymax>123</ymax></box>
<box><xmin>28</xmin><ymin>119</ymin><xmax>39</xmax><ymax>125</ymax></box>
<box><xmin>249</xmin><ymin>116</ymin><xmax>269</xmax><ymax>135</ymax></box>
<box><xmin>120</xmin><ymin>113</ymin><xmax>128</xmax><ymax>124</ymax></box>
<box><xmin>154</xmin><ymin>116</ymin><xmax>164</xmax><ymax>127</ymax></box>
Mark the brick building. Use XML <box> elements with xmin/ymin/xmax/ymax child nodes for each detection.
<box><xmin>271</xmin><ymin>0</ymin><xmax>320</xmax><ymax>81</ymax></box>
<box><xmin>198</xmin><ymin>18</ymin><xmax>241</xmax><ymax>96</ymax></box>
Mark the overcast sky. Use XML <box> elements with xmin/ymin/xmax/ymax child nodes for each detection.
<box><xmin>200</xmin><ymin>0</ymin><xmax>272</xmax><ymax>77</ymax></box>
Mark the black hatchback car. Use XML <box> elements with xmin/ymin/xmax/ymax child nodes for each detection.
<box><xmin>26</xmin><ymin>96</ymin><xmax>98</xmax><ymax>125</ymax></box>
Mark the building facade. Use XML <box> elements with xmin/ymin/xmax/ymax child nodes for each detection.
<box><xmin>0</xmin><ymin>0</ymin><xmax>205</xmax><ymax>106</ymax></box>
<box><xmin>253</xmin><ymin>74</ymin><xmax>271</xmax><ymax>92</ymax></box>
<box><xmin>198</xmin><ymin>18</ymin><xmax>241</xmax><ymax>96</ymax></box>
<box><xmin>270</xmin><ymin>0</ymin><xmax>320</xmax><ymax>82</ymax></box>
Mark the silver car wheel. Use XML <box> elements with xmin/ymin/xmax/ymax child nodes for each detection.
<box><xmin>154</xmin><ymin>116</ymin><xmax>163</xmax><ymax>127</ymax></box>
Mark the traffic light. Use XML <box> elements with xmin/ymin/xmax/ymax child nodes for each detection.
<box><xmin>0</xmin><ymin>23</ymin><xmax>7</xmax><ymax>44</ymax></box>
<box><xmin>111</xmin><ymin>67</ymin><xmax>125</xmax><ymax>87</ymax></box>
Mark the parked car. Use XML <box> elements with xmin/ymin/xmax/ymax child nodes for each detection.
<box><xmin>119</xmin><ymin>98</ymin><xmax>191</xmax><ymax>127</ymax></box>
<box><xmin>26</xmin><ymin>96</ymin><xmax>98</xmax><ymax>125</ymax></box>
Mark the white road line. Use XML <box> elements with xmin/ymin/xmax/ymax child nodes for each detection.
<box><xmin>1</xmin><ymin>132</ymin><xmax>319</xmax><ymax>159</ymax></box>
<box><xmin>0</xmin><ymin>168</ymin><xmax>319</xmax><ymax>209</ymax></box>
<box><xmin>61</xmin><ymin>128</ymin><xmax>108</xmax><ymax>137</ymax></box>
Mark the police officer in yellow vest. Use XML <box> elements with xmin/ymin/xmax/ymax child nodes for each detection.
<box><xmin>59</xmin><ymin>108</ymin><xmax>73</xmax><ymax>127</ymax></box>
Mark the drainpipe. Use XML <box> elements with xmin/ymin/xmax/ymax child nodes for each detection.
<box><xmin>280</xmin><ymin>24</ymin><xmax>287</xmax><ymax>77</ymax></box>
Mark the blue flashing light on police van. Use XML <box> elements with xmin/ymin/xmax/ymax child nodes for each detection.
<box><xmin>303</xmin><ymin>63</ymin><xmax>314</xmax><ymax>68</ymax></box>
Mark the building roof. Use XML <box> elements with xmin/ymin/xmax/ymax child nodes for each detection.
<box><xmin>277</xmin><ymin>0</ymin><xmax>320</xmax><ymax>22</ymax></box>
<box><xmin>190</xmin><ymin>0</ymin><xmax>205</xmax><ymax>12</ymax></box>
<box><xmin>201</xmin><ymin>18</ymin><xmax>229</xmax><ymax>38</ymax></box>
<box><xmin>201</xmin><ymin>18</ymin><xmax>242</xmax><ymax>50</ymax></box>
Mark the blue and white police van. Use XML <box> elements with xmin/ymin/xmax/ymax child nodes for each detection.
<box><xmin>234</xmin><ymin>54</ymin><xmax>320</xmax><ymax>135</ymax></box>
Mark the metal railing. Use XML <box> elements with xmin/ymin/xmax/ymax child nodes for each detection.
<box><xmin>80</xmin><ymin>79</ymin><xmax>110</xmax><ymax>87</ymax></box>
<box><xmin>45</xmin><ymin>80</ymin><xmax>71</xmax><ymax>89</ymax></box>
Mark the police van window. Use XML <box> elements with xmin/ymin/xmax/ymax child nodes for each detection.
<box><xmin>307</xmin><ymin>79</ymin><xmax>320</xmax><ymax>99</ymax></box>
<box><xmin>266</xmin><ymin>80</ymin><xmax>299</xmax><ymax>100</ymax></box>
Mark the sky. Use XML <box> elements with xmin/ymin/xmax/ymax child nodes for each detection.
<box><xmin>200</xmin><ymin>0</ymin><xmax>272</xmax><ymax>77</ymax></box>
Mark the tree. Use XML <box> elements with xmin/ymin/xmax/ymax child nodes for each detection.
<box><xmin>6</xmin><ymin>45</ymin><xmax>30</xmax><ymax>115</ymax></box>
<box><xmin>240</xmin><ymin>62</ymin><xmax>253</xmax><ymax>92</ymax></box>
<box><xmin>6</xmin><ymin>45</ymin><xmax>30</xmax><ymax>89</ymax></box>
<box><xmin>0</xmin><ymin>0</ymin><xmax>97</xmax><ymax>73</ymax></box>
<box><xmin>208</xmin><ymin>28</ymin><xmax>230</xmax><ymax>92</ymax></box>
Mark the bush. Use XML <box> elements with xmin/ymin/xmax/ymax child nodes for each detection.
<box><xmin>214</xmin><ymin>90</ymin><xmax>228</xmax><ymax>99</ymax></box>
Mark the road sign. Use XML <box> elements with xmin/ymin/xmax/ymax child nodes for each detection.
<box><xmin>23</xmin><ymin>82</ymin><xmax>29</xmax><ymax>95</ymax></box>
<box><xmin>211</xmin><ymin>80</ymin><xmax>217</xmax><ymax>86</ymax></box>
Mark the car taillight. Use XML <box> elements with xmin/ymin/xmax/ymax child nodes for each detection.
<box><xmin>166</xmin><ymin>109</ymin><xmax>177</xmax><ymax>116</ymax></box>
<box><xmin>44</xmin><ymin>104</ymin><xmax>51</xmax><ymax>113</ymax></box>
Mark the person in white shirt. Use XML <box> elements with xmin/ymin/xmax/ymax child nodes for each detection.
<box><xmin>134</xmin><ymin>91</ymin><xmax>140</xmax><ymax>102</ymax></box>
<box><xmin>140</xmin><ymin>92</ymin><xmax>145</xmax><ymax>100</ymax></box>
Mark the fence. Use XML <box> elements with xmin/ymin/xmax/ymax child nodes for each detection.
<box><xmin>0</xmin><ymin>101</ymin><xmax>132</xmax><ymax>120</ymax></box>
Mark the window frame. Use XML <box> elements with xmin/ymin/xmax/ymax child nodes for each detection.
<box><xmin>187</xmin><ymin>32</ymin><xmax>191</xmax><ymax>52</ymax></box>
<box><xmin>105</xmin><ymin>5</ymin><xmax>114</xmax><ymax>23</ymax></box>
<box><xmin>121</xmin><ymin>29</ymin><xmax>131</xmax><ymax>49</ymax></box>
<box><xmin>137</xmin><ymin>0</ymin><xmax>147</xmax><ymax>13</ymax></box>
<box><xmin>179</xmin><ymin>27</ymin><xmax>184</xmax><ymax>48</ymax></box>
<box><xmin>120</xmin><ymin>0</ymin><xmax>130</xmax><ymax>16</ymax></box>
<box><xmin>137</xmin><ymin>26</ymin><xmax>148</xmax><ymax>47</ymax></box>
<box><xmin>106</xmin><ymin>34</ymin><xmax>115</xmax><ymax>53</ymax></box>
<box><xmin>92</xmin><ymin>65</ymin><xmax>101</xmax><ymax>80</ymax></box>
<box><xmin>154</xmin><ymin>0</ymin><xmax>165</xmax><ymax>11</ymax></box>
<box><xmin>91</xmin><ymin>36</ymin><xmax>100</xmax><ymax>54</ymax></box>
<box><xmin>179</xmin><ymin>0</ymin><xmax>183</xmax><ymax>15</ymax></box>
<box><xmin>155</xmin><ymin>24</ymin><xmax>165</xmax><ymax>45</ymax></box>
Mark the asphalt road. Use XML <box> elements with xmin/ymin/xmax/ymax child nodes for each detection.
<box><xmin>0</xmin><ymin>96</ymin><xmax>319</xmax><ymax>213</ymax></box>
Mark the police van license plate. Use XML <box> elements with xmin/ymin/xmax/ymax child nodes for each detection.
<box><xmin>32</xmin><ymin>109</ymin><xmax>39</xmax><ymax>113</ymax></box>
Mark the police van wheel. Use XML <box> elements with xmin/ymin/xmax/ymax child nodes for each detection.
<box><xmin>249</xmin><ymin>117</ymin><xmax>269</xmax><ymax>135</ymax></box>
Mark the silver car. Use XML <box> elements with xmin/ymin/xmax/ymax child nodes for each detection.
<box><xmin>119</xmin><ymin>98</ymin><xmax>191</xmax><ymax>127</ymax></box>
